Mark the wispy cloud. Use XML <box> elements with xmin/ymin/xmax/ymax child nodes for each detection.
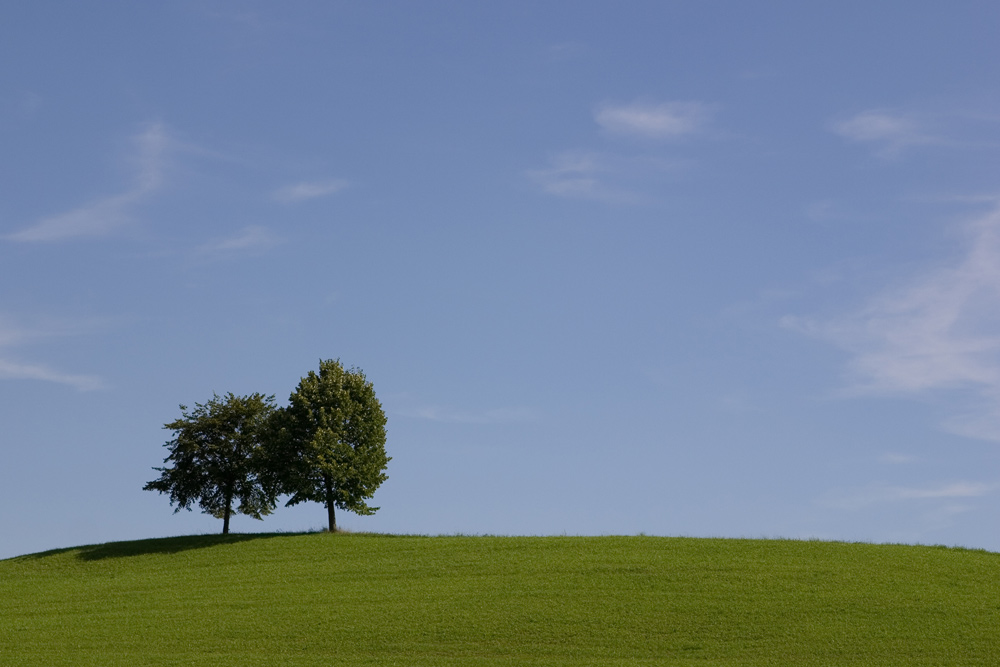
<box><xmin>6</xmin><ymin>193</ymin><xmax>143</xmax><ymax>243</ymax></box>
<box><xmin>527</xmin><ymin>151</ymin><xmax>682</xmax><ymax>204</ymax></box>
<box><xmin>821</xmin><ymin>481</ymin><xmax>992</xmax><ymax>511</ymax></box>
<box><xmin>272</xmin><ymin>179</ymin><xmax>349</xmax><ymax>203</ymax></box>
<box><xmin>397</xmin><ymin>404</ymin><xmax>536</xmax><ymax>424</ymax></box>
<box><xmin>831</xmin><ymin>110</ymin><xmax>932</xmax><ymax>154</ymax></box>
<box><xmin>527</xmin><ymin>152</ymin><xmax>636</xmax><ymax>203</ymax></box>
<box><xmin>0</xmin><ymin>316</ymin><xmax>104</xmax><ymax>391</ymax></box>
<box><xmin>785</xmin><ymin>204</ymin><xmax>1000</xmax><ymax>440</ymax></box>
<box><xmin>0</xmin><ymin>315</ymin><xmax>106</xmax><ymax>346</ymax></box>
<box><xmin>6</xmin><ymin>122</ymin><xmax>172</xmax><ymax>242</ymax></box>
<box><xmin>830</xmin><ymin>108</ymin><xmax>1000</xmax><ymax>156</ymax></box>
<box><xmin>195</xmin><ymin>225</ymin><xmax>281</xmax><ymax>255</ymax></box>
<box><xmin>0</xmin><ymin>359</ymin><xmax>103</xmax><ymax>391</ymax></box>
<box><xmin>894</xmin><ymin>481</ymin><xmax>992</xmax><ymax>499</ymax></box>
<box><xmin>595</xmin><ymin>101</ymin><xmax>712</xmax><ymax>139</ymax></box>
<box><xmin>529</xmin><ymin>100</ymin><xmax>708</xmax><ymax>203</ymax></box>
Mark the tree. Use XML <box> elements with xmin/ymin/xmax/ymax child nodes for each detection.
<box><xmin>272</xmin><ymin>359</ymin><xmax>389</xmax><ymax>531</ymax></box>
<box><xmin>144</xmin><ymin>392</ymin><xmax>277</xmax><ymax>535</ymax></box>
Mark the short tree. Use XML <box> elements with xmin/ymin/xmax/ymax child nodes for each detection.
<box><xmin>144</xmin><ymin>392</ymin><xmax>277</xmax><ymax>535</ymax></box>
<box><xmin>272</xmin><ymin>359</ymin><xmax>389</xmax><ymax>531</ymax></box>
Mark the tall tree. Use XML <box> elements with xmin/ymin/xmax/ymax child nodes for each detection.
<box><xmin>144</xmin><ymin>392</ymin><xmax>277</xmax><ymax>535</ymax></box>
<box><xmin>273</xmin><ymin>359</ymin><xmax>389</xmax><ymax>531</ymax></box>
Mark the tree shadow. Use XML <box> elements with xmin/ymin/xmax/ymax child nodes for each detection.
<box><xmin>13</xmin><ymin>532</ymin><xmax>316</xmax><ymax>562</ymax></box>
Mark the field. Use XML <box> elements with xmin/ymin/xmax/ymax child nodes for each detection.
<box><xmin>1</xmin><ymin>533</ymin><xmax>998</xmax><ymax>665</ymax></box>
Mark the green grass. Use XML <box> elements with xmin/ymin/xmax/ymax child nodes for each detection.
<box><xmin>2</xmin><ymin>533</ymin><xmax>999</xmax><ymax>665</ymax></box>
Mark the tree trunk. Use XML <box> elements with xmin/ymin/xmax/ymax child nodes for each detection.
<box><xmin>324</xmin><ymin>476</ymin><xmax>336</xmax><ymax>532</ymax></box>
<box><xmin>223</xmin><ymin>487</ymin><xmax>233</xmax><ymax>535</ymax></box>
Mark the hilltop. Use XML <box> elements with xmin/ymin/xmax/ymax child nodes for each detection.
<box><xmin>2</xmin><ymin>533</ymin><xmax>998</xmax><ymax>665</ymax></box>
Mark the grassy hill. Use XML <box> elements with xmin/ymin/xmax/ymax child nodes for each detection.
<box><xmin>1</xmin><ymin>533</ymin><xmax>998</xmax><ymax>665</ymax></box>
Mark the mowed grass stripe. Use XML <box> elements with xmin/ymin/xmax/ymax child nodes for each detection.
<box><xmin>1</xmin><ymin>534</ymin><xmax>998</xmax><ymax>665</ymax></box>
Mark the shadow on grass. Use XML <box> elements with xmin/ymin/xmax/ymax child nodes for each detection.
<box><xmin>14</xmin><ymin>532</ymin><xmax>319</xmax><ymax>562</ymax></box>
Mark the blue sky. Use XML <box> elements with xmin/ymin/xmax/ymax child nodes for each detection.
<box><xmin>3</xmin><ymin>2</ymin><xmax>1000</xmax><ymax>558</ymax></box>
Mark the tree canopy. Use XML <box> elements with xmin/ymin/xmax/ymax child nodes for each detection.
<box><xmin>143</xmin><ymin>392</ymin><xmax>278</xmax><ymax>534</ymax></box>
<box><xmin>272</xmin><ymin>359</ymin><xmax>390</xmax><ymax>531</ymax></box>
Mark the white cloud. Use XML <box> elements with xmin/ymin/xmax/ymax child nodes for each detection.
<box><xmin>6</xmin><ymin>193</ymin><xmax>143</xmax><ymax>242</ymax></box>
<box><xmin>528</xmin><ymin>152</ymin><xmax>606</xmax><ymax>200</ymax></box>
<box><xmin>529</xmin><ymin>100</ymin><xmax>704</xmax><ymax>203</ymax></box>
<box><xmin>527</xmin><ymin>98</ymin><xmax>708</xmax><ymax>203</ymax></box>
<box><xmin>0</xmin><ymin>319</ymin><xmax>32</xmax><ymax>348</ymax></box>
<box><xmin>0</xmin><ymin>316</ymin><xmax>105</xmax><ymax>391</ymax></box>
<box><xmin>595</xmin><ymin>101</ymin><xmax>712</xmax><ymax>139</ymax></box>
<box><xmin>786</xmin><ymin>205</ymin><xmax>1000</xmax><ymax>440</ymax></box>
<box><xmin>0</xmin><ymin>359</ymin><xmax>103</xmax><ymax>391</ymax></box>
<box><xmin>196</xmin><ymin>225</ymin><xmax>281</xmax><ymax>254</ymax></box>
<box><xmin>833</xmin><ymin>110</ymin><xmax>923</xmax><ymax>142</ymax></box>
<box><xmin>526</xmin><ymin>152</ymin><xmax>651</xmax><ymax>204</ymax></box>
<box><xmin>272</xmin><ymin>179</ymin><xmax>349</xmax><ymax>203</ymax></box>
<box><xmin>6</xmin><ymin>122</ymin><xmax>171</xmax><ymax>242</ymax></box>
<box><xmin>821</xmin><ymin>481</ymin><xmax>992</xmax><ymax>510</ymax></box>
<box><xmin>830</xmin><ymin>109</ymin><xmax>960</xmax><ymax>157</ymax></box>
<box><xmin>893</xmin><ymin>481</ymin><xmax>992</xmax><ymax>499</ymax></box>
<box><xmin>130</xmin><ymin>122</ymin><xmax>170</xmax><ymax>192</ymax></box>
<box><xmin>833</xmin><ymin>108</ymin><xmax>1000</xmax><ymax>157</ymax></box>
<box><xmin>0</xmin><ymin>314</ymin><xmax>107</xmax><ymax>346</ymax></box>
